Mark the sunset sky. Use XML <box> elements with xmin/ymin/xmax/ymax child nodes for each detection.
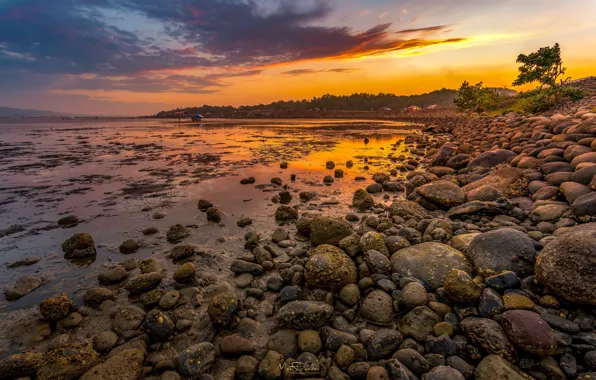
<box><xmin>1</xmin><ymin>0</ymin><xmax>595</xmax><ymax>116</ymax></box>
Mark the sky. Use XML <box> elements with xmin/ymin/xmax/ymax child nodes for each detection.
<box><xmin>0</xmin><ymin>0</ymin><xmax>595</xmax><ymax>116</ymax></box>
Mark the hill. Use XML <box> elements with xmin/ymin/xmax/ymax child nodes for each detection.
<box><xmin>0</xmin><ymin>106</ymin><xmax>73</xmax><ymax>118</ymax></box>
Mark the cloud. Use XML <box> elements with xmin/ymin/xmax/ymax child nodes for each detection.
<box><xmin>281</xmin><ymin>68</ymin><xmax>359</xmax><ymax>76</ymax></box>
<box><xmin>396</xmin><ymin>25</ymin><xmax>451</xmax><ymax>35</ymax></box>
<box><xmin>0</xmin><ymin>0</ymin><xmax>467</xmax><ymax>95</ymax></box>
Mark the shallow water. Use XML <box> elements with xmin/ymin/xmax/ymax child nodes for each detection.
<box><xmin>0</xmin><ymin>117</ymin><xmax>422</xmax><ymax>354</ymax></box>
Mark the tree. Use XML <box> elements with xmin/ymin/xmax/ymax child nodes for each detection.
<box><xmin>512</xmin><ymin>43</ymin><xmax>568</xmax><ymax>90</ymax></box>
<box><xmin>454</xmin><ymin>81</ymin><xmax>500</xmax><ymax>112</ymax></box>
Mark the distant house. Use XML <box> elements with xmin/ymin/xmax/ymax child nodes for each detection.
<box><xmin>407</xmin><ymin>105</ymin><xmax>421</xmax><ymax>111</ymax></box>
<box><xmin>426</xmin><ymin>104</ymin><xmax>438</xmax><ymax>109</ymax></box>
<box><xmin>487</xmin><ymin>87</ymin><xmax>518</xmax><ymax>97</ymax></box>
<box><xmin>380</xmin><ymin>107</ymin><xmax>392</xmax><ymax>111</ymax></box>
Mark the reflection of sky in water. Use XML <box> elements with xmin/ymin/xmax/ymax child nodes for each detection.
<box><xmin>0</xmin><ymin>118</ymin><xmax>420</xmax><ymax>319</ymax></box>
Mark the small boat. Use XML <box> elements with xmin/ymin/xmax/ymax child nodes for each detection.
<box><xmin>191</xmin><ymin>114</ymin><xmax>203</xmax><ymax>121</ymax></box>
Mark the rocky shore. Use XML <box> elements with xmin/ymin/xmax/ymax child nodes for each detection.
<box><xmin>2</xmin><ymin>80</ymin><xmax>596</xmax><ymax>379</ymax></box>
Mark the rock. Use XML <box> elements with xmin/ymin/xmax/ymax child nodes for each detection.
<box><xmin>391</xmin><ymin>242</ymin><xmax>472</xmax><ymax>290</ymax></box>
<box><xmin>366</xmin><ymin>183</ymin><xmax>383</xmax><ymax>193</ymax></box>
<box><xmin>175</xmin><ymin>343</ymin><xmax>216</xmax><ymax>378</ymax></box>
<box><xmin>113</xmin><ymin>306</ymin><xmax>146</xmax><ymax>335</ymax></box>
<box><xmin>208</xmin><ymin>292</ymin><xmax>238</xmax><ymax>325</ymax></box>
<box><xmin>305</xmin><ymin>244</ymin><xmax>357</xmax><ymax>291</ymax></box>
<box><xmin>298</xmin><ymin>330</ymin><xmax>323</xmax><ymax>354</ymax></box>
<box><xmin>80</xmin><ymin>349</ymin><xmax>144</xmax><ymax>380</ymax></box>
<box><xmin>6</xmin><ymin>256</ymin><xmax>41</xmax><ymax>268</ymax></box>
<box><xmin>170</xmin><ymin>244</ymin><xmax>196</xmax><ymax>261</ymax></box>
<box><xmin>367</xmin><ymin>329</ymin><xmax>403</xmax><ymax>360</ymax></box>
<box><xmin>400</xmin><ymin>282</ymin><xmax>428</xmax><ymax>308</ymax></box>
<box><xmin>501</xmin><ymin>310</ymin><xmax>556</xmax><ymax>356</ymax></box>
<box><xmin>339</xmin><ymin>284</ymin><xmax>360</xmax><ymax>306</ymax></box>
<box><xmin>158</xmin><ymin>290</ymin><xmax>180</xmax><ymax>309</ymax></box>
<box><xmin>466</xmin><ymin>185</ymin><xmax>503</xmax><ymax>202</ymax></box>
<box><xmin>58</xmin><ymin>215</ymin><xmax>79</xmax><ymax>227</ymax></box>
<box><xmin>360</xmin><ymin>289</ymin><xmax>394</xmax><ymax>325</ymax></box>
<box><xmin>37</xmin><ymin>343</ymin><xmax>100</xmax><ymax>380</ymax></box>
<box><xmin>94</xmin><ymin>331</ymin><xmax>118</xmax><ymax>353</ymax></box>
<box><xmin>560</xmin><ymin>181</ymin><xmax>591</xmax><ymax>204</ymax></box>
<box><xmin>416</xmin><ymin>180</ymin><xmax>466</xmax><ymax>209</ymax></box>
<box><xmin>400</xmin><ymin>306</ymin><xmax>441</xmax><ymax>341</ymax></box>
<box><xmin>206</xmin><ymin>207</ymin><xmax>222</xmax><ymax>222</ymax></box>
<box><xmin>237</xmin><ymin>217</ymin><xmax>252</xmax><ymax>227</ymax></box>
<box><xmin>143</xmin><ymin>227</ymin><xmax>158</xmax><ymax>235</ymax></box>
<box><xmin>277</xmin><ymin>301</ymin><xmax>334</xmax><ymax>329</ymax></box>
<box><xmin>275</xmin><ymin>205</ymin><xmax>298</xmax><ymax>221</ymax></box>
<box><xmin>422</xmin><ymin>366</ymin><xmax>465</xmax><ymax>380</ymax></box>
<box><xmin>466</xmin><ymin>228</ymin><xmax>536</xmax><ymax>277</ymax></box>
<box><xmin>62</xmin><ymin>233</ymin><xmax>96</xmax><ymax>259</ymax></box>
<box><xmin>267</xmin><ymin>330</ymin><xmax>297</xmax><ymax>357</ymax></box>
<box><xmin>352</xmin><ymin>189</ymin><xmax>375</xmax><ymax>210</ymax></box>
<box><xmin>572</xmin><ymin>192</ymin><xmax>596</xmax><ymax>221</ymax></box>
<box><xmin>240</xmin><ymin>176</ymin><xmax>256</xmax><ymax>184</ymax></box>
<box><xmin>467</xmin><ymin>149</ymin><xmax>516</xmax><ymax>168</ymax></box>
<box><xmin>237</xmin><ymin>355</ymin><xmax>259</xmax><ymax>380</ymax></box>
<box><xmin>166</xmin><ymin>224</ymin><xmax>190</xmax><ymax>243</ymax></box>
<box><xmin>125</xmin><ymin>272</ymin><xmax>163</xmax><ymax>294</ymax></box>
<box><xmin>463</xmin><ymin>167</ymin><xmax>528</xmax><ymax>198</ymax></box>
<box><xmin>139</xmin><ymin>257</ymin><xmax>163</xmax><ymax>273</ymax></box>
<box><xmin>535</xmin><ymin>228</ymin><xmax>596</xmax><ymax>304</ymax></box>
<box><xmin>443</xmin><ymin>269</ymin><xmax>482</xmax><ymax>304</ymax></box>
<box><xmin>173</xmin><ymin>262</ymin><xmax>196</xmax><ymax>283</ymax></box>
<box><xmin>257</xmin><ymin>350</ymin><xmax>284</xmax><ymax>380</ymax></box>
<box><xmin>221</xmin><ymin>335</ymin><xmax>255</xmax><ymax>355</ymax></box>
<box><xmin>460</xmin><ymin>317</ymin><xmax>516</xmax><ymax>362</ymax></box>
<box><xmin>39</xmin><ymin>293</ymin><xmax>75</xmax><ymax>322</ymax></box>
<box><xmin>83</xmin><ymin>287</ymin><xmax>114</xmax><ymax>308</ymax></box>
<box><xmin>474</xmin><ymin>355</ymin><xmax>528</xmax><ymax>380</ymax></box>
<box><xmin>0</xmin><ymin>352</ymin><xmax>43</xmax><ymax>380</ymax></box>
<box><xmin>309</xmin><ymin>216</ymin><xmax>353</xmax><ymax>246</ymax></box>
<box><xmin>478</xmin><ymin>288</ymin><xmax>504</xmax><ymax>318</ymax></box>
<box><xmin>360</xmin><ymin>231</ymin><xmax>389</xmax><ymax>257</ymax></box>
<box><xmin>98</xmin><ymin>264</ymin><xmax>128</xmax><ymax>285</ymax></box>
<box><xmin>230</xmin><ymin>260</ymin><xmax>264</xmax><ymax>276</ymax></box>
<box><xmin>366</xmin><ymin>366</ymin><xmax>390</xmax><ymax>379</ymax></box>
<box><xmin>119</xmin><ymin>239</ymin><xmax>139</xmax><ymax>254</ymax></box>
<box><xmin>4</xmin><ymin>275</ymin><xmax>42</xmax><ymax>300</ymax></box>
<box><xmin>143</xmin><ymin>310</ymin><xmax>175</xmax><ymax>340</ymax></box>
<box><xmin>502</xmin><ymin>293</ymin><xmax>534</xmax><ymax>310</ymax></box>
<box><xmin>198</xmin><ymin>199</ymin><xmax>213</xmax><ymax>211</ymax></box>
<box><xmin>389</xmin><ymin>199</ymin><xmax>428</xmax><ymax>220</ymax></box>
<box><xmin>321</xmin><ymin>327</ymin><xmax>359</xmax><ymax>350</ymax></box>
<box><xmin>393</xmin><ymin>349</ymin><xmax>429</xmax><ymax>377</ymax></box>
<box><xmin>386</xmin><ymin>358</ymin><xmax>418</xmax><ymax>380</ymax></box>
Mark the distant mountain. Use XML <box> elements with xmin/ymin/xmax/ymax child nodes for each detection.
<box><xmin>0</xmin><ymin>106</ymin><xmax>74</xmax><ymax>118</ymax></box>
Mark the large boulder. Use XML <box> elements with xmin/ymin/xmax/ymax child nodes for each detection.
<box><xmin>501</xmin><ymin>310</ymin><xmax>556</xmax><ymax>356</ymax></box>
<box><xmin>572</xmin><ymin>192</ymin><xmax>596</xmax><ymax>221</ymax></box>
<box><xmin>62</xmin><ymin>233</ymin><xmax>96</xmax><ymax>259</ymax></box>
<box><xmin>360</xmin><ymin>289</ymin><xmax>394</xmax><ymax>325</ymax></box>
<box><xmin>467</xmin><ymin>149</ymin><xmax>517</xmax><ymax>169</ymax></box>
<box><xmin>309</xmin><ymin>216</ymin><xmax>353</xmax><ymax>246</ymax></box>
<box><xmin>413</xmin><ymin>180</ymin><xmax>466</xmax><ymax>210</ymax></box>
<box><xmin>431</xmin><ymin>143</ymin><xmax>457</xmax><ymax>167</ymax></box>
<box><xmin>352</xmin><ymin>189</ymin><xmax>375</xmax><ymax>210</ymax></box>
<box><xmin>80</xmin><ymin>349</ymin><xmax>144</xmax><ymax>380</ymax></box>
<box><xmin>37</xmin><ymin>343</ymin><xmax>101</xmax><ymax>380</ymax></box>
<box><xmin>460</xmin><ymin>317</ymin><xmax>517</xmax><ymax>362</ymax></box>
<box><xmin>305</xmin><ymin>244</ymin><xmax>357</xmax><ymax>291</ymax></box>
<box><xmin>388</xmin><ymin>200</ymin><xmax>428</xmax><ymax>220</ymax></box>
<box><xmin>535</xmin><ymin>229</ymin><xmax>596</xmax><ymax>304</ymax></box>
<box><xmin>390</xmin><ymin>242</ymin><xmax>472</xmax><ymax>290</ymax></box>
<box><xmin>466</xmin><ymin>228</ymin><xmax>536</xmax><ymax>277</ymax></box>
<box><xmin>463</xmin><ymin>167</ymin><xmax>528</xmax><ymax>198</ymax></box>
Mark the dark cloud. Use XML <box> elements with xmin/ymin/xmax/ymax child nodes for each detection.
<box><xmin>0</xmin><ymin>0</ymin><xmax>466</xmax><ymax>94</ymax></box>
<box><xmin>396</xmin><ymin>25</ymin><xmax>451</xmax><ymax>34</ymax></box>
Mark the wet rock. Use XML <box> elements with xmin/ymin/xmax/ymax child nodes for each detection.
<box><xmin>83</xmin><ymin>287</ymin><xmax>115</xmax><ymax>308</ymax></box>
<box><xmin>275</xmin><ymin>205</ymin><xmax>298</xmax><ymax>220</ymax></box>
<box><xmin>400</xmin><ymin>306</ymin><xmax>441</xmax><ymax>341</ymax></box>
<box><xmin>393</xmin><ymin>349</ymin><xmax>429</xmax><ymax>377</ymax></box>
<box><xmin>170</xmin><ymin>244</ymin><xmax>195</xmax><ymax>261</ymax></box>
<box><xmin>389</xmin><ymin>199</ymin><xmax>429</xmax><ymax>220</ymax></box>
<box><xmin>208</xmin><ymin>292</ymin><xmax>238</xmax><ymax>325</ymax></box>
<box><xmin>257</xmin><ymin>350</ymin><xmax>284</xmax><ymax>380</ymax></box>
<box><xmin>478</xmin><ymin>288</ymin><xmax>504</xmax><ymax>318</ymax></box>
<box><xmin>535</xmin><ymin>228</ymin><xmax>596</xmax><ymax>304</ymax></box>
<box><xmin>359</xmin><ymin>289</ymin><xmax>393</xmax><ymax>325</ymax></box>
<box><xmin>197</xmin><ymin>199</ymin><xmax>213</xmax><ymax>211</ymax></box>
<box><xmin>415</xmin><ymin>180</ymin><xmax>466</xmax><ymax>209</ymax></box>
<box><xmin>37</xmin><ymin>343</ymin><xmax>100</xmax><ymax>380</ymax></box>
<box><xmin>386</xmin><ymin>358</ymin><xmax>418</xmax><ymax>380</ymax></box>
<box><xmin>467</xmin><ymin>149</ymin><xmax>516</xmax><ymax>169</ymax></box>
<box><xmin>143</xmin><ymin>310</ymin><xmax>174</xmax><ymax>340</ymax></box>
<box><xmin>443</xmin><ymin>269</ymin><xmax>482</xmax><ymax>304</ymax></box>
<box><xmin>237</xmin><ymin>217</ymin><xmax>253</xmax><ymax>227</ymax></box>
<box><xmin>502</xmin><ymin>293</ymin><xmax>534</xmax><ymax>310</ymax></box>
<box><xmin>206</xmin><ymin>207</ymin><xmax>222</xmax><ymax>223</ymax></box>
<box><xmin>166</xmin><ymin>224</ymin><xmax>190</xmax><ymax>243</ymax></box>
<box><xmin>139</xmin><ymin>257</ymin><xmax>163</xmax><ymax>273</ymax></box>
<box><xmin>460</xmin><ymin>317</ymin><xmax>516</xmax><ymax>362</ymax></box>
<box><xmin>94</xmin><ymin>331</ymin><xmax>118</xmax><ymax>353</ymax></box>
<box><xmin>467</xmin><ymin>228</ymin><xmax>536</xmax><ymax>277</ymax></box>
<box><xmin>267</xmin><ymin>329</ymin><xmax>297</xmax><ymax>357</ymax></box>
<box><xmin>367</xmin><ymin>329</ymin><xmax>403</xmax><ymax>360</ymax></box>
<box><xmin>353</xmin><ymin>189</ymin><xmax>375</xmax><ymax>210</ymax></box>
<box><xmin>240</xmin><ymin>176</ymin><xmax>256</xmax><ymax>184</ymax></box>
<box><xmin>80</xmin><ymin>349</ymin><xmax>144</xmax><ymax>380</ymax></box>
<box><xmin>58</xmin><ymin>215</ymin><xmax>79</xmax><ymax>228</ymax></box>
<box><xmin>298</xmin><ymin>330</ymin><xmax>323</xmax><ymax>354</ymax></box>
<box><xmin>113</xmin><ymin>306</ymin><xmax>145</xmax><ymax>335</ymax></box>
<box><xmin>221</xmin><ymin>335</ymin><xmax>255</xmax><ymax>355</ymax></box>
<box><xmin>0</xmin><ymin>352</ymin><xmax>43</xmax><ymax>380</ymax></box>
<box><xmin>124</xmin><ymin>272</ymin><xmax>163</xmax><ymax>294</ymax></box>
<box><xmin>143</xmin><ymin>227</ymin><xmax>158</xmax><ymax>235</ymax></box>
<box><xmin>501</xmin><ymin>310</ymin><xmax>556</xmax><ymax>356</ymax></box>
<box><xmin>391</xmin><ymin>242</ymin><xmax>472</xmax><ymax>290</ymax></box>
<box><xmin>98</xmin><ymin>264</ymin><xmax>128</xmax><ymax>285</ymax></box>
<box><xmin>39</xmin><ymin>293</ymin><xmax>75</xmax><ymax>322</ymax></box>
<box><xmin>309</xmin><ymin>216</ymin><xmax>353</xmax><ymax>246</ymax></box>
<box><xmin>463</xmin><ymin>167</ymin><xmax>528</xmax><ymax>198</ymax></box>
<box><xmin>365</xmin><ymin>249</ymin><xmax>391</xmax><ymax>274</ymax></box>
<box><xmin>230</xmin><ymin>259</ymin><xmax>264</xmax><ymax>276</ymax></box>
<box><xmin>6</xmin><ymin>256</ymin><xmax>41</xmax><ymax>268</ymax></box>
<box><xmin>158</xmin><ymin>290</ymin><xmax>180</xmax><ymax>309</ymax></box>
<box><xmin>4</xmin><ymin>275</ymin><xmax>42</xmax><ymax>300</ymax></box>
<box><xmin>474</xmin><ymin>355</ymin><xmax>528</xmax><ymax>380</ymax></box>
<box><xmin>423</xmin><ymin>365</ymin><xmax>465</xmax><ymax>380</ymax></box>
<box><xmin>277</xmin><ymin>301</ymin><xmax>334</xmax><ymax>329</ymax></box>
<box><xmin>119</xmin><ymin>239</ymin><xmax>139</xmax><ymax>254</ymax></box>
<box><xmin>323</xmin><ymin>175</ymin><xmax>335</xmax><ymax>184</ymax></box>
<box><xmin>305</xmin><ymin>244</ymin><xmax>357</xmax><ymax>291</ymax></box>
<box><xmin>175</xmin><ymin>343</ymin><xmax>216</xmax><ymax>378</ymax></box>
<box><xmin>173</xmin><ymin>262</ymin><xmax>196</xmax><ymax>283</ymax></box>
<box><xmin>572</xmin><ymin>192</ymin><xmax>596</xmax><ymax>221</ymax></box>
<box><xmin>366</xmin><ymin>183</ymin><xmax>383</xmax><ymax>193</ymax></box>
<box><xmin>271</xmin><ymin>177</ymin><xmax>283</xmax><ymax>186</ymax></box>
<box><xmin>62</xmin><ymin>233</ymin><xmax>96</xmax><ymax>259</ymax></box>
<box><xmin>321</xmin><ymin>327</ymin><xmax>358</xmax><ymax>351</ymax></box>
<box><xmin>237</xmin><ymin>355</ymin><xmax>259</xmax><ymax>380</ymax></box>
<box><xmin>400</xmin><ymin>281</ymin><xmax>428</xmax><ymax>308</ymax></box>
<box><xmin>360</xmin><ymin>231</ymin><xmax>389</xmax><ymax>257</ymax></box>
<box><xmin>466</xmin><ymin>185</ymin><xmax>503</xmax><ymax>202</ymax></box>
